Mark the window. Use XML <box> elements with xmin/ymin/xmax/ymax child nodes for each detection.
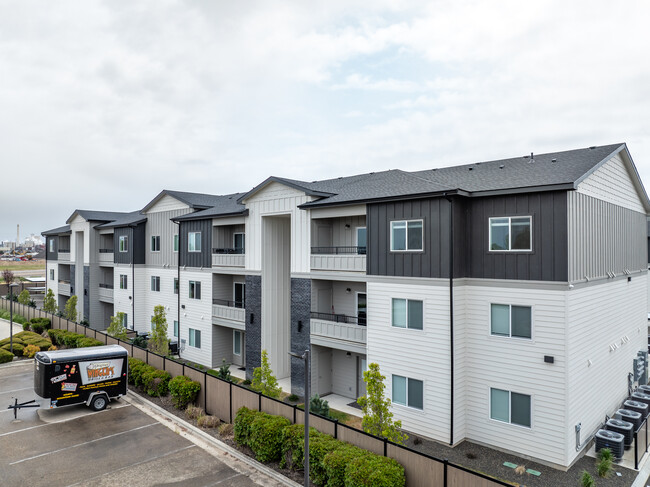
<box><xmin>233</xmin><ymin>330</ymin><xmax>242</xmax><ymax>356</ymax></box>
<box><xmin>489</xmin><ymin>216</ymin><xmax>531</xmax><ymax>251</ymax></box>
<box><xmin>119</xmin><ymin>235</ymin><xmax>129</xmax><ymax>252</ymax></box>
<box><xmin>491</xmin><ymin>304</ymin><xmax>532</xmax><ymax>339</ymax></box>
<box><xmin>173</xmin><ymin>320</ymin><xmax>178</xmax><ymax>338</ymax></box>
<box><xmin>233</xmin><ymin>233</ymin><xmax>245</xmax><ymax>254</ymax></box>
<box><xmin>189</xmin><ymin>328</ymin><xmax>201</xmax><ymax>348</ymax></box>
<box><xmin>392</xmin><ymin>375</ymin><xmax>423</xmax><ymax>410</ymax></box>
<box><xmin>121</xmin><ymin>313</ymin><xmax>128</xmax><ymax>328</ymax></box>
<box><xmin>357</xmin><ymin>227</ymin><xmax>367</xmax><ymax>255</ymax></box>
<box><xmin>188</xmin><ymin>232</ymin><xmax>202</xmax><ymax>252</ymax></box>
<box><xmin>173</xmin><ymin>234</ymin><xmax>179</xmax><ymax>252</ymax></box>
<box><xmin>234</xmin><ymin>282</ymin><xmax>245</xmax><ymax>308</ymax></box>
<box><xmin>490</xmin><ymin>388</ymin><xmax>531</xmax><ymax>427</ymax></box>
<box><xmin>392</xmin><ymin>298</ymin><xmax>423</xmax><ymax>330</ymax></box>
<box><xmin>390</xmin><ymin>220</ymin><xmax>423</xmax><ymax>251</ymax></box>
<box><xmin>119</xmin><ymin>274</ymin><xmax>128</xmax><ymax>290</ymax></box>
<box><xmin>189</xmin><ymin>280</ymin><xmax>201</xmax><ymax>300</ymax></box>
<box><xmin>151</xmin><ymin>235</ymin><xmax>161</xmax><ymax>252</ymax></box>
<box><xmin>357</xmin><ymin>293</ymin><xmax>367</xmax><ymax>326</ymax></box>
<box><xmin>174</xmin><ymin>278</ymin><xmax>179</xmax><ymax>295</ymax></box>
<box><xmin>151</xmin><ymin>276</ymin><xmax>160</xmax><ymax>292</ymax></box>
<box><xmin>49</xmin><ymin>239</ymin><xmax>55</xmax><ymax>252</ymax></box>
<box><xmin>50</xmin><ymin>269</ymin><xmax>54</xmax><ymax>280</ymax></box>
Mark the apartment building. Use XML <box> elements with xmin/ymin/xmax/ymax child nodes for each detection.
<box><xmin>43</xmin><ymin>143</ymin><xmax>649</xmax><ymax>469</ymax></box>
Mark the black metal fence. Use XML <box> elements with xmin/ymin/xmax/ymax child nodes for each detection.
<box><xmin>311</xmin><ymin>246</ymin><xmax>366</xmax><ymax>255</ymax></box>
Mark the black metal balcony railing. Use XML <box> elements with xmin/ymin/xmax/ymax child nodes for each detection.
<box><xmin>99</xmin><ymin>248</ymin><xmax>114</xmax><ymax>253</ymax></box>
<box><xmin>310</xmin><ymin>311</ymin><xmax>367</xmax><ymax>326</ymax></box>
<box><xmin>212</xmin><ymin>298</ymin><xmax>245</xmax><ymax>309</ymax></box>
<box><xmin>58</xmin><ymin>279</ymin><xmax>71</xmax><ymax>284</ymax></box>
<box><xmin>212</xmin><ymin>248</ymin><xmax>245</xmax><ymax>255</ymax></box>
<box><xmin>99</xmin><ymin>283</ymin><xmax>114</xmax><ymax>289</ymax></box>
<box><xmin>311</xmin><ymin>246</ymin><xmax>366</xmax><ymax>255</ymax></box>
<box><xmin>58</xmin><ymin>248</ymin><xmax>70</xmax><ymax>253</ymax></box>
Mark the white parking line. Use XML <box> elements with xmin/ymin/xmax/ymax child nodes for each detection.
<box><xmin>63</xmin><ymin>444</ymin><xmax>196</xmax><ymax>487</ymax></box>
<box><xmin>9</xmin><ymin>422</ymin><xmax>159</xmax><ymax>465</ymax></box>
<box><xmin>0</xmin><ymin>403</ymin><xmax>132</xmax><ymax>436</ymax></box>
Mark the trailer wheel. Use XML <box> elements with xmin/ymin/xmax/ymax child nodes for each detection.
<box><xmin>90</xmin><ymin>395</ymin><xmax>108</xmax><ymax>411</ymax></box>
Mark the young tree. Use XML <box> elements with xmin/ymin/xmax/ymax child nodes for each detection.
<box><xmin>357</xmin><ymin>362</ymin><xmax>408</xmax><ymax>445</ymax></box>
<box><xmin>149</xmin><ymin>305</ymin><xmax>169</xmax><ymax>356</ymax></box>
<box><xmin>251</xmin><ymin>349</ymin><xmax>282</xmax><ymax>398</ymax></box>
<box><xmin>2</xmin><ymin>269</ymin><xmax>14</xmax><ymax>286</ymax></box>
<box><xmin>17</xmin><ymin>289</ymin><xmax>31</xmax><ymax>306</ymax></box>
<box><xmin>64</xmin><ymin>295</ymin><xmax>78</xmax><ymax>322</ymax></box>
<box><xmin>106</xmin><ymin>312</ymin><xmax>128</xmax><ymax>341</ymax></box>
<box><xmin>43</xmin><ymin>288</ymin><xmax>57</xmax><ymax>314</ymax></box>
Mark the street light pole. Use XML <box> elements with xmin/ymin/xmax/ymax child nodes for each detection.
<box><xmin>9</xmin><ymin>283</ymin><xmax>18</xmax><ymax>357</ymax></box>
<box><xmin>289</xmin><ymin>349</ymin><xmax>310</xmax><ymax>487</ymax></box>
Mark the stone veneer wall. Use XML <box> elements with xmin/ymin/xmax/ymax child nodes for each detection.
<box><xmin>244</xmin><ymin>275</ymin><xmax>262</xmax><ymax>380</ymax></box>
<box><xmin>290</xmin><ymin>278</ymin><xmax>311</xmax><ymax>398</ymax></box>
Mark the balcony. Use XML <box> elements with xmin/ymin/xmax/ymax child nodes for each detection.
<box><xmin>310</xmin><ymin>311</ymin><xmax>367</xmax><ymax>352</ymax></box>
<box><xmin>58</xmin><ymin>279</ymin><xmax>70</xmax><ymax>296</ymax></box>
<box><xmin>310</xmin><ymin>246</ymin><xmax>366</xmax><ymax>273</ymax></box>
<box><xmin>212</xmin><ymin>298</ymin><xmax>245</xmax><ymax>328</ymax></box>
<box><xmin>99</xmin><ymin>248</ymin><xmax>114</xmax><ymax>263</ymax></box>
<box><xmin>212</xmin><ymin>248</ymin><xmax>245</xmax><ymax>268</ymax></box>
<box><xmin>58</xmin><ymin>249</ymin><xmax>71</xmax><ymax>261</ymax></box>
<box><xmin>98</xmin><ymin>283</ymin><xmax>114</xmax><ymax>303</ymax></box>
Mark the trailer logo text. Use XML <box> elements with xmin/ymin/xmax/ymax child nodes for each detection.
<box><xmin>79</xmin><ymin>359</ymin><xmax>123</xmax><ymax>385</ymax></box>
<box><xmin>86</xmin><ymin>362</ymin><xmax>114</xmax><ymax>380</ymax></box>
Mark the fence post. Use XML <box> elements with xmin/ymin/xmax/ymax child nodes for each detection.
<box><xmin>334</xmin><ymin>419</ymin><xmax>338</xmax><ymax>439</ymax></box>
<box><xmin>258</xmin><ymin>392</ymin><xmax>262</xmax><ymax>412</ymax></box>
<box><xmin>293</xmin><ymin>404</ymin><xmax>297</xmax><ymax>424</ymax></box>
<box><xmin>383</xmin><ymin>438</ymin><xmax>387</xmax><ymax>457</ymax></box>
<box><xmin>230</xmin><ymin>381</ymin><xmax>233</xmax><ymax>424</ymax></box>
<box><xmin>203</xmin><ymin>372</ymin><xmax>207</xmax><ymax>414</ymax></box>
<box><xmin>444</xmin><ymin>459</ymin><xmax>448</xmax><ymax>487</ymax></box>
<box><xmin>163</xmin><ymin>356</ymin><xmax>166</xmax><ymax>371</ymax></box>
<box><xmin>146</xmin><ymin>349</ymin><xmax>149</xmax><ymax>365</ymax></box>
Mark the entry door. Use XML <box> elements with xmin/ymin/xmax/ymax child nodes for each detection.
<box><xmin>356</xmin><ymin>293</ymin><xmax>367</xmax><ymax>326</ymax></box>
<box><xmin>357</xmin><ymin>357</ymin><xmax>367</xmax><ymax>398</ymax></box>
<box><xmin>232</xmin><ymin>330</ymin><xmax>244</xmax><ymax>367</ymax></box>
<box><xmin>234</xmin><ymin>282</ymin><xmax>245</xmax><ymax>308</ymax></box>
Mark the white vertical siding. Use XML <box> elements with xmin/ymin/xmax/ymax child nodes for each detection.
<box><xmin>144</xmin><ymin>209</ymin><xmax>190</xmax><ymax>267</ymax></box>
<box><xmin>577</xmin><ymin>153</ymin><xmax>646</xmax><ymax>213</ymax></box>
<box><xmin>46</xmin><ymin>262</ymin><xmax>57</xmax><ymax>296</ymax></box>
<box><xmin>147</xmin><ymin>194</ymin><xmax>191</xmax><ymax>213</ymax></box>
<box><xmin>113</xmin><ymin>264</ymin><xmax>132</xmax><ymax>328</ymax></box>
<box><xmin>367</xmin><ymin>281</ymin><xmax>452</xmax><ymax>443</ymax></box>
<box><xmin>463</xmin><ymin>283</ymin><xmax>567</xmax><ymax>466</ymax></box>
<box><xmin>179</xmin><ymin>268</ymin><xmax>213</xmax><ymax>367</ymax></box>
<box><xmin>565</xmin><ymin>276</ymin><xmax>647</xmax><ymax>465</ymax></box>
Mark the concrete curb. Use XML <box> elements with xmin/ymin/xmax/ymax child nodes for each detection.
<box><xmin>123</xmin><ymin>390</ymin><xmax>302</xmax><ymax>487</ymax></box>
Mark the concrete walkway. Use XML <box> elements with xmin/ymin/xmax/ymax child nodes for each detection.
<box><xmin>0</xmin><ymin>317</ymin><xmax>24</xmax><ymax>341</ymax></box>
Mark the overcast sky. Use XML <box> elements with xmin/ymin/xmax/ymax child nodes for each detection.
<box><xmin>1</xmin><ymin>1</ymin><xmax>649</xmax><ymax>241</ymax></box>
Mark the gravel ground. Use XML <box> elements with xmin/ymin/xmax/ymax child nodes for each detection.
<box><xmin>130</xmin><ymin>384</ymin><xmax>639</xmax><ymax>487</ymax></box>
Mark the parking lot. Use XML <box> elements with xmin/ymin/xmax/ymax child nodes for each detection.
<box><xmin>1</xmin><ymin>360</ymin><xmax>292</xmax><ymax>487</ymax></box>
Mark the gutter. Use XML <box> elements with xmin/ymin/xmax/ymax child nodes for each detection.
<box><xmin>444</xmin><ymin>193</ymin><xmax>454</xmax><ymax>446</ymax></box>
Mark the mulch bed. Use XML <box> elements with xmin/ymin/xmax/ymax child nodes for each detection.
<box><xmin>128</xmin><ymin>384</ymin><xmax>639</xmax><ymax>487</ymax></box>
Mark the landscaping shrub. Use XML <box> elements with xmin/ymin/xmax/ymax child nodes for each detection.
<box><xmin>0</xmin><ymin>348</ymin><xmax>13</xmax><ymax>364</ymax></box>
<box><xmin>31</xmin><ymin>322</ymin><xmax>44</xmax><ymax>335</ymax></box>
<box><xmin>185</xmin><ymin>405</ymin><xmax>204</xmax><ymax>420</ymax></box>
<box><xmin>143</xmin><ymin>369</ymin><xmax>172</xmax><ymax>397</ymax></box>
<box><xmin>280</xmin><ymin>423</ymin><xmax>321</xmax><ymax>470</ymax></box>
<box><xmin>0</xmin><ymin>337</ymin><xmax>25</xmax><ymax>347</ymax></box>
<box><xmin>309</xmin><ymin>434</ymin><xmax>343</xmax><ymax>486</ymax></box>
<box><xmin>23</xmin><ymin>344</ymin><xmax>40</xmax><ymax>358</ymax></box>
<box><xmin>310</xmin><ymin>394</ymin><xmax>330</xmax><ymax>418</ymax></box>
<box><xmin>218</xmin><ymin>423</ymin><xmax>234</xmax><ymax>437</ymax></box>
<box><xmin>169</xmin><ymin>375</ymin><xmax>200</xmax><ymax>409</ymax></box>
<box><xmin>0</xmin><ymin>309</ymin><xmax>26</xmax><ymax>324</ymax></box>
<box><xmin>22</xmin><ymin>323</ymin><xmax>30</xmax><ymax>331</ymax></box>
<box><xmin>134</xmin><ymin>364</ymin><xmax>156</xmax><ymax>388</ymax></box>
<box><xmin>198</xmin><ymin>415</ymin><xmax>220</xmax><ymax>428</ymax></box>
<box><xmin>344</xmin><ymin>454</ymin><xmax>405</xmax><ymax>487</ymax></box>
<box><xmin>30</xmin><ymin>317</ymin><xmax>51</xmax><ymax>330</ymax></box>
<box><xmin>2</xmin><ymin>343</ymin><xmax>24</xmax><ymax>356</ymax></box>
<box><xmin>249</xmin><ymin>413</ymin><xmax>291</xmax><ymax>462</ymax></box>
<box><xmin>323</xmin><ymin>443</ymin><xmax>370</xmax><ymax>487</ymax></box>
<box><xmin>127</xmin><ymin>358</ymin><xmax>146</xmax><ymax>385</ymax></box>
<box><xmin>234</xmin><ymin>407</ymin><xmax>259</xmax><ymax>446</ymax></box>
<box><xmin>131</xmin><ymin>335</ymin><xmax>148</xmax><ymax>348</ymax></box>
<box><xmin>77</xmin><ymin>337</ymin><xmax>104</xmax><ymax>348</ymax></box>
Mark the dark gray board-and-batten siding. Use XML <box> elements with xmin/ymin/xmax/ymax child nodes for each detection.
<box><xmin>179</xmin><ymin>219</ymin><xmax>212</xmax><ymax>268</ymax></box>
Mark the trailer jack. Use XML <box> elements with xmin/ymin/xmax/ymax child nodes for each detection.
<box><xmin>7</xmin><ymin>398</ymin><xmax>39</xmax><ymax>419</ymax></box>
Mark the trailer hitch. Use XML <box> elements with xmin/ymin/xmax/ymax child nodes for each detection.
<box><xmin>7</xmin><ymin>398</ymin><xmax>39</xmax><ymax>419</ymax></box>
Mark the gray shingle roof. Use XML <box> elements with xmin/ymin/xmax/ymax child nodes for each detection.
<box><xmin>66</xmin><ymin>210</ymin><xmax>132</xmax><ymax>224</ymax></box>
<box><xmin>94</xmin><ymin>211</ymin><xmax>147</xmax><ymax>229</ymax></box>
<box><xmin>42</xmin><ymin>225</ymin><xmax>71</xmax><ymax>236</ymax></box>
<box><xmin>173</xmin><ymin>193</ymin><xmax>247</xmax><ymax>221</ymax></box>
<box><xmin>142</xmin><ymin>189</ymin><xmax>231</xmax><ymax>213</ymax></box>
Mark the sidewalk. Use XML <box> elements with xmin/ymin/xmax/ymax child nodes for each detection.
<box><xmin>0</xmin><ymin>317</ymin><xmax>24</xmax><ymax>340</ymax></box>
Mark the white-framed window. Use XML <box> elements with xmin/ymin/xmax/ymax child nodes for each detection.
<box><xmin>173</xmin><ymin>320</ymin><xmax>178</xmax><ymax>338</ymax></box>
<box><xmin>489</xmin><ymin>216</ymin><xmax>532</xmax><ymax>251</ymax></box>
<box><xmin>392</xmin><ymin>298</ymin><xmax>423</xmax><ymax>330</ymax></box>
<box><xmin>189</xmin><ymin>328</ymin><xmax>201</xmax><ymax>348</ymax></box>
<box><xmin>119</xmin><ymin>235</ymin><xmax>129</xmax><ymax>252</ymax></box>
<box><xmin>151</xmin><ymin>235</ymin><xmax>161</xmax><ymax>252</ymax></box>
<box><xmin>188</xmin><ymin>232</ymin><xmax>202</xmax><ymax>252</ymax></box>
<box><xmin>490</xmin><ymin>388</ymin><xmax>531</xmax><ymax>428</ymax></box>
<box><xmin>119</xmin><ymin>274</ymin><xmax>128</xmax><ymax>290</ymax></box>
<box><xmin>173</xmin><ymin>234</ymin><xmax>179</xmax><ymax>252</ymax></box>
<box><xmin>189</xmin><ymin>280</ymin><xmax>201</xmax><ymax>300</ymax></box>
<box><xmin>490</xmin><ymin>304</ymin><xmax>532</xmax><ymax>339</ymax></box>
<box><xmin>233</xmin><ymin>330</ymin><xmax>242</xmax><ymax>356</ymax></box>
<box><xmin>390</xmin><ymin>220</ymin><xmax>423</xmax><ymax>251</ymax></box>
<box><xmin>357</xmin><ymin>227</ymin><xmax>367</xmax><ymax>255</ymax></box>
<box><xmin>173</xmin><ymin>278</ymin><xmax>179</xmax><ymax>295</ymax></box>
<box><xmin>121</xmin><ymin>313</ymin><xmax>128</xmax><ymax>328</ymax></box>
<box><xmin>234</xmin><ymin>282</ymin><xmax>245</xmax><ymax>308</ymax></box>
<box><xmin>49</xmin><ymin>239</ymin><xmax>55</xmax><ymax>252</ymax></box>
<box><xmin>233</xmin><ymin>233</ymin><xmax>245</xmax><ymax>254</ymax></box>
<box><xmin>151</xmin><ymin>276</ymin><xmax>160</xmax><ymax>292</ymax></box>
<box><xmin>392</xmin><ymin>375</ymin><xmax>423</xmax><ymax>410</ymax></box>
<box><xmin>49</xmin><ymin>269</ymin><xmax>54</xmax><ymax>280</ymax></box>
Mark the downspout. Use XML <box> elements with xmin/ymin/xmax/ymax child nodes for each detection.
<box><xmin>130</xmin><ymin>225</ymin><xmax>135</xmax><ymax>331</ymax></box>
<box><xmin>173</xmin><ymin>221</ymin><xmax>181</xmax><ymax>358</ymax></box>
<box><xmin>444</xmin><ymin>194</ymin><xmax>454</xmax><ymax>446</ymax></box>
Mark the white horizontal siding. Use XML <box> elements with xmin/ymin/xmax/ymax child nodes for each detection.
<box><xmin>566</xmin><ymin>276</ymin><xmax>648</xmax><ymax>465</ymax></box>
<box><xmin>462</xmin><ymin>284</ymin><xmax>567</xmax><ymax>466</ymax></box>
<box><xmin>212</xmin><ymin>324</ymin><xmax>234</xmax><ymax>366</ymax></box>
<box><xmin>367</xmin><ymin>281</ymin><xmax>452</xmax><ymax>443</ymax></box>
<box><xmin>577</xmin><ymin>153</ymin><xmax>646</xmax><ymax>213</ymax></box>
<box><xmin>331</xmin><ymin>349</ymin><xmax>360</xmax><ymax>399</ymax></box>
